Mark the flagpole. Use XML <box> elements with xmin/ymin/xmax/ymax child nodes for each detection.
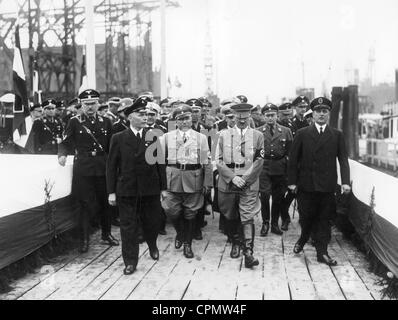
<box><xmin>85</xmin><ymin>0</ymin><xmax>96</xmax><ymax>89</ymax></box>
<box><xmin>160</xmin><ymin>0</ymin><xmax>167</xmax><ymax>99</ymax></box>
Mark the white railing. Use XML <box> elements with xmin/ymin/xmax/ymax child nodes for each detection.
<box><xmin>359</xmin><ymin>138</ymin><xmax>398</xmax><ymax>171</ymax></box>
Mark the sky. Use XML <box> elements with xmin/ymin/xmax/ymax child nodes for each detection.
<box><xmin>151</xmin><ymin>0</ymin><xmax>398</xmax><ymax>105</ymax></box>
<box><xmin>2</xmin><ymin>0</ymin><xmax>398</xmax><ymax>105</ymax></box>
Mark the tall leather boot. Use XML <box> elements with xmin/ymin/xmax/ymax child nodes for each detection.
<box><xmin>194</xmin><ymin>212</ymin><xmax>203</xmax><ymax>240</ymax></box>
<box><xmin>172</xmin><ymin>216</ymin><xmax>184</xmax><ymax>249</ymax></box>
<box><xmin>183</xmin><ymin>218</ymin><xmax>194</xmax><ymax>259</ymax></box>
<box><xmin>242</xmin><ymin>224</ymin><xmax>259</xmax><ymax>268</ymax></box>
<box><xmin>227</xmin><ymin>219</ymin><xmax>240</xmax><ymax>258</ymax></box>
<box><xmin>79</xmin><ymin>207</ymin><xmax>90</xmax><ymax>253</ymax></box>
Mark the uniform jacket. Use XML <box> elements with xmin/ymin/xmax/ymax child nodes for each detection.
<box><xmin>216</xmin><ymin>127</ymin><xmax>264</xmax><ymax>192</ymax></box>
<box><xmin>287</xmin><ymin>124</ymin><xmax>350</xmax><ymax>193</ymax></box>
<box><xmin>106</xmin><ymin>127</ymin><xmax>166</xmax><ymax>197</ymax></box>
<box><xmin>104</xmin><ymin>111</ymin><xmax>119</xmax><ymax>124</ymax></box>
<box><xmin>160</xmin><ymin>129</ymin><xmax>213</xmax><ymax>193</ymax></box>
<box><xmin>58</xmin><ymin>114</ymin><xmax>112</xmax><ymax>176</ymax></box>
<box><xmin>112</xmin><ymin>118</ymin><xmax>129</xmax><ymax>135</ymax></box>
<box><xmin>257</xmin><ymin>122</ymin><xmax>293</xmax><ymax>176</ymax></box>
<box><xmin>215</xmin><ymin>119</ymin><xmax>228</xmax><ymax>131</ymax></box>
<box><xmin>32</xmin><ymin>117</ymin><xmax>63</xmax><ymax>154</ymax></box>
<box><xmin>277</xmin><ymin>118</ymin><xmax>294</xmax><ymax>131</ymax></box>
<box><xmin>290</xmin><ymin>115</ymin><xmax>309</xmax><ymax>136</ymax></box>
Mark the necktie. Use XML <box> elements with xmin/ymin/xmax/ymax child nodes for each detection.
<box><xmin>319</xmin><ymin>126</ymin><xmax>323</xmax><ymax>135</ymax></box>
<box><xmin>269</xmin><ymin>125</ymin><xmax>274</xmax><ymax>136</ymax></box>
<box><xmin>137</xmin><ymin>132</ymin><xmax>141</xmax><ymax>140</ymax></box>
<box><xmin>183</xmin><ymin>133</ymin><xmax>187</xmax><ymax>143</ymax></box>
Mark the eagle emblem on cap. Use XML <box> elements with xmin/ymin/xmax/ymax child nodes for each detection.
<box><xmin>318</xmin><ymin>98</ymin><xmax>323</xmax><ymax>104</ymax></box>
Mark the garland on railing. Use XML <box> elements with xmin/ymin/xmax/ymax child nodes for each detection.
<box><xmin>334</xmin><ymin>187</ymin><xmax>398</xmax><ymax>300</ymax></box>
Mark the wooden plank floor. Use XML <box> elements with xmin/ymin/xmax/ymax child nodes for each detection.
<box><xmin>0</xmin><ymin>210</ymin><xmax>392</xmax><ymax>300</ymax></box>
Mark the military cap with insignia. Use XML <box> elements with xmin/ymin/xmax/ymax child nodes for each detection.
<box><xmin>310</xmin><ymin>97</ymin><xmax>332</xmax><ymax>110</ymax></box>
<box><xmin>108</xmin><ymin>97</ymin><xmax>121</xmax><ymax>105</ymax></box>
<box><xmin>124</xmin><ymin>96</ymin><xmax>149</xmax><ymax>116</ymax></box>
<box><xmin>30</xmin><ymin>103</ymin><xmax>42</xmax><ymax>112</ymax></box>
<box><xmin>146</xmin><ymin>102</ymin><xmax>161</xmax><ymax>115</ymax></box>
<box><xmin>170</xmin><ymin>100</ymin><xmax>185</xmax><ymax>108</ymax></box>
<box><xmin>98</xmin><ymin>103</ymin><xmax>108</xmax><ymax>111</ymax></box>
<box><xmin>118</xmin><ymin>97</ymin><xmax>135</xmax><ymax>113</ymax></box>
<box><xmin>236</xmin><ymin>95</ymin><xmax>248</xmax><ymax>103</ymax></box>
<box><xmin>185</xmin><ymin>98</ymin><xmax>203</xmax><ymax>110</ymax></box>
<box><xmin>231</xmin><ymin>103</ymin><xmax>253</xmax><ymax>119</ymax></box>
<box><xmin>42</xmin><ymin>99</ymin><xmax>57</xmax><ymax>109</ymax></box>
<box><xmin>78</xmin><ymin>89</ymin><xmax>100</xmax><ymax>102</ymax></box>
<box><xmin>172</xmin><ymin>104</ymin><xmax>192</xmax><ymax>120</ymax></box>
<box><xmin>292</xmin><ymin>95</ymin><xmax>310</xmax><ymax>108</ymax></box>
<box><xmin>56</xmin><ymin>100</ymin><xmax>65</xmax><ymax>109</ymax></box>
<box><xmin>160</xmin><ymin>97</ymin><xmax>171</xmax><ymax>106</ymax></box>
<box><xmin>278</xmin><ymin>102</ymin><xmax>293</xmax><ymax>114</ymax></box>
<box><xmin>261</xmin><ymin>103</ymin><xmax>278</xmax><ymax>114</ymax></box>
<box><xmin>138</xmin><ymin>91</ymin><xmax>154</xmax><ymax>101</ymax></box>
<box><xmin>198</xmin><ymin>96</ymin><xmax>212</xmax><ymax>108</ymax></box>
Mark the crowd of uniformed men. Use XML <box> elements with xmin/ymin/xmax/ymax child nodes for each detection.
<box><xmin>28</xmin><ymin>89</ymin><xmax>351</xmax><ymax>275</ymax></box>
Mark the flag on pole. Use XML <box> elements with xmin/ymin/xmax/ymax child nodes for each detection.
<box><xmin>12</xmin><ymin>23</ymin><xmax>30</xmax><ymax>149</ymax></box>
<box><xmin>32</xmin><ymin>56</ymin><xmax>41</xmax><ymax>104</ymax></box>
<box><xmin>78</xmin><ymin>52</ymin><xmax>88</xmax><ymax>94</ymax></box>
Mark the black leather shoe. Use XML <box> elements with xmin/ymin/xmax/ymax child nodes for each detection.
<box><xmin>317</xmin><ymin>254</ymin><xmax>337</xmax><ymax>266</ymax></box>
<box><xmin>183</xmin><ymin>243</ymin><xmax>194</xmax><ymax>259</ymax></box>
<box><xmin>260</xmin><ymin>222</ymin><xmax>269</xmax><ymax>237</ymax></box>
<box><xmin>271</xmin><ymin>224</ymin><xmax>283</xmax><ymax>235</ymax></box>
<box><xmin>293</xmin><ymin>242</ymin><xmax>304</xmax><ymax>254</ymax></box>
<box><xmin>244</xmin><ymin>254</ymin><xmax>259</xmax><ymax>268</ymax></box>
<box><xmin>175</xmin><ymin>237</ymin><xmax>183</xmax><ymax>249</ymax></box>
<box><xmin>123</xmin><ymin>264</ymin><xmax>137</xmax><ymax>275</ymax></box>
<box><xmin>158</xmin><ymin>229</ymin><xmax>167</xmax><ymax>235</ymax></box>
<box><xmin>149</xmin><ymin>246</ymin><xmax>159</xmax><ymax>260</ymax></box>
<box><xmin>101</xmin><ymin>234</ymin><xmax>119</xmax><ymax>246</ymax></box>
<box><xmin>281</xmin><ymin>220</ymin><xmax>289</xmax><ymax>231</ymax></box>
<box><xmin>194</xmin><ymin>229</ymin><xmax>203</xmax><ymax>240</ymax></box>
<box><xmin>230</xmin><ymin>243</ymin><xmax>240</xmax><ymax>258</ymax></box>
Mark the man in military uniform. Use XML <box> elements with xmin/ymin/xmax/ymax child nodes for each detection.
<box><xmin>288</xmin><ymin>97</ymin><xmax>351</xmax><ymax>266</ymax></box>
<box><xmin>251</xmin><ymin>105</ymin><xmax>265</xmax><ymax>128</ymax></box>
<box><xmin>216</xmin><ymin>103</ymin><xmax>264</xmax><ymax>268</ymax></box>
<box><xmin>160</xmin><ymin>105</ymin><xmax>213</xmax><ymax>259</ymax></box>
<box><xmin>105</xmin><ymin>97</ymin><xmax>121</xmax><ymax>124</ymax></box>
<box><xmin>58</xmin><ymin>89</ymin><xmax>119</xmax><ymax>253</ymax></box>
<box><xmin>291</xmin><ymin>95</ymin><xmax>310</xmax><ymax>136</ymax></box>
<box><xmin>277</xmin><ymin>102</ymin><xmax>294</xmax><ymax>130</ymax></box>
<box><xmin>97</xmin><ymin>103</ymin><xmax>108</xmax><ymax>117</ymax></box>
<box><xmin>146</xmin><ymin>102</ymin><xmax>167</xmax><ymax>133</ymax></box>
<box><xmin>31</xmin><ymin>99</ymin><xmax>64</xmax><ymax>154</ymax></box>
<box><xmin>107</xmin><ymin>98</ymin><xmax>166</xmax><ymax>275</ymax></box>
<box><xmin>160</xmin><ymin>97</ymin><xmax>173</xmax><ymax>123</ymax></box>
<box><xmin>112</xmin><ymin>98</ymin><xmax>132</xmax><ymax>135</ymax></box>
<box><xmin>257</xmin><ymin>103</ymin><xmax>293</xmax><ymax>236</ymax></box>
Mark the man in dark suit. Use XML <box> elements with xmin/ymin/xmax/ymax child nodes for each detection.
<box><xmin>107</xmin><ymin>98</ymin><xmax>166</xmax><ymax>275</ymax></box>
<box><xmin>288</xmin><ymin>97</ymin><xmax>351</xmax><ymax>266</ymax></box>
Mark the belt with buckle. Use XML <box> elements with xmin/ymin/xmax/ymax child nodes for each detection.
<box><xmin>167</xmin><ymin>163</ymin><xmax>202</xmax><ymax>170</ymax></box>
<box><xmin>77</xmin><ymin>151</ymin><xmax>105</xmax><ymax>157</ymax></box>
<box><xmin>226</xmin><ymin>163</ymin><xmax>245</xmax><ymax>169</ymax></box>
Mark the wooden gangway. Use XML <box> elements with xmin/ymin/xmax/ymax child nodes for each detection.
<box><xmin>0</xmin><ymin>212</ymin><xmax>390</xmax><ymax>300</ymax></box>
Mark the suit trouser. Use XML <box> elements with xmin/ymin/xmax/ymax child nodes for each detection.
<box><xmin>74</xmin><ymin>175</ymin><xmax>111</xmax><ymax>238</ymax></box>
<box><xmin>297</xmin><ymin>191</ymin><xmax>335</xmax><ymax>255</ymax></box>
<box><xmin>260</xmin><ymin>174</ymin><xmax>286</xmax><ymax>225</ymax></box>
<box><xmin>118</xmin><ymin>195</ymin><xmax>161</xmax><ymax>266</ymax></box>
<box><xmin>161</xmin><ymin>191</ymin><xmax>203</xmax><ymax>221</ymax></box>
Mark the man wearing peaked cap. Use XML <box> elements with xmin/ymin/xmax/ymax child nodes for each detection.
<box><xmin>257</xmin><ymin>103</ymin><xmax>293</xmax><ymax>236</ymax></box>
<box><xmin>31</xmin><ymin>99</ymin><xmax>64</xmax><ymax>155</ymax></box>
<box><xmin>105</xmin><ymin>96</ymin><xmax>121</xmax><ymax>125</ymax></box>
<box><xmin>159</xmin><ymin>104</ymin><xmax>213</xmax><ymax>259</ymax></box>
<box><xmin>97</xmin><ymin>103</ymin><xmax>108</xmax><ymax>117</ymax></box>
<box><xmin>112</xmin><ymin>98</ymin><xmax>133</xmax><ymax>135</ymax></box>
<box><xmin>216</xmin><ymin>102</ymin><xmax>265</xmax><ymax>268</ymax></box>
<box><xmin>291</xmin><ymin>95</ymin><xmax>310</xmax><ymax>136</ymax></box>
<box><xmin>277</xmin><ymin>102</ymin><xmax>294</xmax><ymax>130</ymax></box>
<box><xmin>146</xmin><ymin>102</ymin><xmax>167</xmax><ymax>133</ymax></box>
<box><xmin>107</xmin><ymin>93</ymin><xmax>166</xmax><ymax>275</ymax></box>
<box><xmin>58</xmin><ymin>89</ymin><xmax>118</xmax><ymax>253</ymax></box>
<box><xmin>288</xmin><ymin>96</ymin><xmax>351</xmax><ymax>266</ymax></box>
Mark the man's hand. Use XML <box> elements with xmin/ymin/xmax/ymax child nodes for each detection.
<box><xmin>108</xmin><ymin>193</ymin><xmax>117</xmax><ymax>206</ymax></box>
<box><xmin>288</xmin><ymin>184</ymin><xmax>297</xmax><ymax>194</ymax></box>
<box><xmin>232</xmin><ymin>176</ymin><xmax>246</xmax><ymax>189</ymax></box>
<box><xmin>161</xmin><ymin>190</ymin><xmax>167</xmax><ymax>201</ymax></box>
<box><xmin>341</xmin><ymin>184</ymin><xmax>351</xmax><ymax>195</ymax></box>
<box><xmin>58</xmin><ymin>155</ymin><xmax>67</xmax><ymax>167</ymax></box>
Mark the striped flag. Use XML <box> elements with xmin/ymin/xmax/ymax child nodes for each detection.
<box><xmin>78</xmin><ymin>52</ymin><xmax>88</xmax><ymax>94</ymax></box>
<box><xmin>12</xmin><ymin>23</ymin><xmax>31</xmax><ymax>149</ymax></box>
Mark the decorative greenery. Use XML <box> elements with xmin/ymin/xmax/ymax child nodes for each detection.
<box><xmin>44</xmin><ymin>179</ymin><xmax>57</xmax><ymax>238</ymax></box>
